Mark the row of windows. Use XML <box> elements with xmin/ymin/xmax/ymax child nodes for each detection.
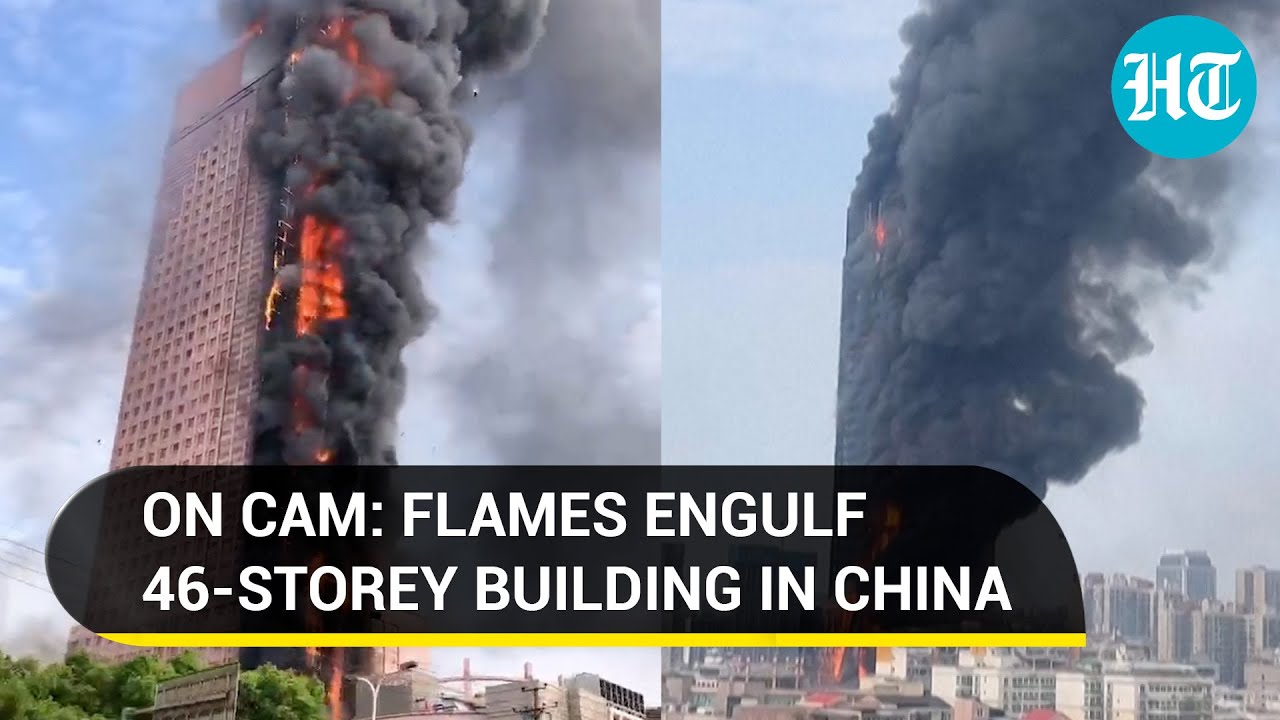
<box><xmin>110</xmin><ymin>99</ymin><xmax>268</xmax><ymax>470</ymax></box>
<box><xmin>115</xmin><ymin>182</ymin><xmax>264</xmax><ymax>462</ymax></box>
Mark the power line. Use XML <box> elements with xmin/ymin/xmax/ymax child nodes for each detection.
<box><xmin>0</xmin><ymin>537</ymin><xmax>45</xmax><ymax>557</ymax></box>
<box><xmin>0</xmin><ymin>537</ymin><xmax>91</xmax><ymax>573</ymax></box>
<box><xmin>0</xmin><ymin>548</ymin><xmax>43</xmax><ymax>575</ymax></box>
<box><xmin>0</xmin><ymin>566</ymin><xmax>52</xmax><ymax>594</ymax></box>
<box><xmin>0</xmin><ymin>554</ymin><xmax>51</xmax><ymax>588</ymax></box>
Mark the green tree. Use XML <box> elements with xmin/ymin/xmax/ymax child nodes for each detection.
<box><xmin>238</xmin><ymin>663</ymin><xmax>328</xmax><ymax>720</ymax></box>
<box><xmin>0</xmin><ymin>648</ymin><xmax>329</xmax><ymax>720</ymax></box>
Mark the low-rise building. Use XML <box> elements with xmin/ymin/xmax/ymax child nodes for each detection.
<box><xmin>1055</xmin><ymin>658</ymin><xmax>1210</xmax><ymax>720</ymax></box>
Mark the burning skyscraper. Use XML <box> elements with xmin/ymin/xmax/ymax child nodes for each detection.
<box><xmin>87</xmin><ymin>1</ymin><xmax>551</xmax><ymax>714</ymax></box>
<box><xmin>829</xmin><ymin>0</ymin><xmax>1279</xmax><ymax>689</ymax></box>
<box><xmin>834</xmin><ymin>0</ymin><xmax>1277</xmax><ymax>493</ymax></box>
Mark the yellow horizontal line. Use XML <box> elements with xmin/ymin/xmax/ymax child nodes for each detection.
<box><xmin>99</xmin><ymin>633</ymin><xmax>1085</xmax><ymax>648</ymax></box>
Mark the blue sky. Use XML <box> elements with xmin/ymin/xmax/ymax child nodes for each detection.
<box><xmin>662</xmin><ymin>0</ymin><xmax>909</xmax><ymax>467</ymax></box>
<box><xmin>662</xmin><ymin>0</ymin><xmax>905</xmax><ymax>271</ymax></box>
<box><xmin>661</xmin><ymin>0</ymin><xmax>1280</xmax><ymax>586</ymax></box>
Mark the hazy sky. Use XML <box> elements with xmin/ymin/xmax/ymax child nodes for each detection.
<box><xmin>661</xmin><ymin>0</ymin><xmax>1280</xmax><ymax>585</ymax></box>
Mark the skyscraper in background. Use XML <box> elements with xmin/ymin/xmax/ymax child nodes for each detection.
<box><xmin>1157</xmin><ymin>551</ymin><xmax>1218</xmax><ymax>603</ymax></box>
<box><xmin>1236</xmin><ymin>566</ymin><xmax>1280</xmax><ymax>615</ymax></box>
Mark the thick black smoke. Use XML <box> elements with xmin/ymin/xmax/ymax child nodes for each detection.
<box><xmin>218</xmin><ymin>0</ymin><xmax>548</xmax><ymax>465</ymax></box>
<box><xmin>835</xmin><ymin>0</ymin><xmax>1276</xmax><ymax>495</ymax></box>
<box><xmin>443</xmin><ymin>0</ymin><xmax>661</xmax><ymax>464</ymax></box>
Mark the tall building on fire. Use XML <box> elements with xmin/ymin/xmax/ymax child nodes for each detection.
<box><xmin>75</xmin><ymin>40</ymin><xmax>426</xmax><ymax>680</ymax></box>
<box><xmin>833</xmin><ymin>197</ymin><xmax>889</xmax><ymax>468</ymax></box>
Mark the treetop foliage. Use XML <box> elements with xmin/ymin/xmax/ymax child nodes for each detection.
<box><xmin>0</xmin><ymin>648</ymin><xmax>327</xmax><ymax>720</ymax></box>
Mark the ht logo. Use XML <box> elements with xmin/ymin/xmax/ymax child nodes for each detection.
<box><xmin>1123</xmin><ymin>51</ymin><xmax>1243</xmax><ymax>122</ymax></box>
<box><xmin>1112</xmin><ymin>15</ymin><xmax>1257</xmax><ymax>159</ymax></box>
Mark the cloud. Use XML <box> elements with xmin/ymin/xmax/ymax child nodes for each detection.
<box><xmin>662</xmin><ymin>0</ymin><xmax>914</xmax><ymax>95</ymax></box>
<box><xmin>0</xmin><ymin>3</ymin><xmax>214</xmax><ymax>645</ymax></box>
<box><xmin>17</xmin><ymin>105</ymin><xmax>71</xmax><ymax>142</ymax></box>
<box><xmin>0</xmin><ymin>0</ymin><xmax>219</xmax><ymax>128</ymax></box>
<box><xmin>0</xmin><ymin>177</ymin><xmax>48</xmax><ymax>296</ymax></box>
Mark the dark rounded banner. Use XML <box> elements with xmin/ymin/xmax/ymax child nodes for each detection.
<box><xmin>46</xmin><ymin>466</ymin><xmax>1085</xmax><ymax>646</ymax></box>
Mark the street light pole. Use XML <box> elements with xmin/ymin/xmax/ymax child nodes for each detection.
<box><xmin>354</xmin><ymin>660</ymin><xmax>419</xmax><ymax>720</ymax></box>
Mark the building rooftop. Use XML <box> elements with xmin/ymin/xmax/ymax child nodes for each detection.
<box><xmin>1160</xmin><ymin>551</ymin><xmax>1214</xmax><ymax>567</ymax></box>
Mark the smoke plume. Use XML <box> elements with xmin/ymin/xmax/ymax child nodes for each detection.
<box><xmin>217</xmin><ymin>0</ymin><xmax>549</xmax><ymax>465</ymax></box>
<box><xmin>444</xmin><ymin>0</ymin><xmax>661</xmax><ymax>464</ymax></box>
<box><xmin>835</xmin><ymin>0</ymin><xmax>1276</xmax><ymax>495</ymax></box>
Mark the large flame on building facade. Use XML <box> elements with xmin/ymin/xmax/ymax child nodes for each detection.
<box><xmin>825</xmin><ymin>502</ymin><xmax>903</xmax><ymax>685</ymax></box>
<box><xmin>238</xmin><ymin>1</ymin><xmax>549</xmax><ymax>716</ymax></box>
<box><xmin>261</xmin><ymin>15</ymin><xmax>382</xmax><ymax>468</ymax></box>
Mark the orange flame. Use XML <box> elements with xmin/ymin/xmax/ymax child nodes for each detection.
<box><xmin>828</xmin><ymin>502</ymin><xmax>904</xmax><ymax>684</ymax></box>
<box><xmin>266</xmin><ymin>14</ymin><xmax>392</xmax><ymax>467</ymax></box>
<box><xmin>873</xmin><ymin>219</ymin><xmax>888</xmax><ymax>249</ymax></box>
<box><xmin>327</xmin><ymin>647</ymin><xmax>346</xmax><ymax>720</ymax></box>
<box><xmin>242</xmin><ymin>18</ymin><xmax>267</xmax><ymax>43</ymax></box>
<box><xmin>295</xmin><ymin>216</ymin><xmax>349</xmax><ymax>335</ymax></box>
<box><xmin>265</xmin><ymin>279</ymin><xmax>284</xmax><ymax>329</ymax></box>
<box><xmin>875</xmin><ymin>505</ymin><xmax>902</xmax><ymax>555</ymax></box>
<box><xmin>266</xmin><ymin>175</ymin><xmax>348</xmax><ymax>465</ymax></box>
<box><xmin>829</xmin><ymin>648</ymin><xmax>845</xmax><ymax>683</ymax></box>
<box><xmin>318</xmin><ymin>15</ymin><xmax>395</xmax><ymax>105</ymax></box>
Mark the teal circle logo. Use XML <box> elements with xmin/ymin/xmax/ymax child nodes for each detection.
<box><xmin>1111</xmin><ymin>15</ymin><xmax>1256</xmax><ymax>160</ymax></box>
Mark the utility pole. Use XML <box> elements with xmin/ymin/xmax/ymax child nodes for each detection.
<box><xmin>514</xmin><ymin>682</ymin><xmax>559</xmax><ymax>720</ymax></box>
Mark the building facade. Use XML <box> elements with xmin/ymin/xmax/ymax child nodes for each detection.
<box><xmin>74</xmin><ymin>42</ymin><xmax>273</xmax><ymax>667</ymax></box>
<box><xmin>108</xmin><ymin>43</ymin><xmax>273</xmax><ymax>472</ymax></box>
<box><xmin>1154</xmin><ymin>593</ymin><xmax>1196</xmax><ymax>663</ymax></box>
<box><xmin>562</xmin><ymin>673</ymin><xmax>648</xmax><ymax>720</ymax></box>
<box><xmin>1237</xmin><ymin>568</ymin><xmax>1280</xmax><ymax>617</ymax></box>
<box><xmin>1245</xmin><ymin>653</ymin><xmax>1280</xmax><ymax>710</ymax></box>
<box><xmin>1193</xmin><ymin>605</ymin><xmax>1249</xmax><ymax>688</ymax></box>
<box><xmin>930</xmin><ymin>649</ymin><xmax>1057</xmax><ymax>717</ymax></box>
<box><xmin>73</xmin><ymin>42</ymin><xmax>420</xmax><ymax>683</ymax></box>
<box><xmin>1056</xmin><ymin>659</ymin><xmax>1212</xmax><ymax>720</ymax></box>
<box><xmin>874</xmin><ymin>649</ymin><xmax>935</xmax><ymax>692</ymax></box>
<box><xmin>1083</xmin><ymin>575</ymin><xmax>1156</xmax><ymax>645</ymax></box>
<box><xmin>1157</xmin><ymin>552</ymin><xmax>1217</xmax><ymax>604</ymax></box>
